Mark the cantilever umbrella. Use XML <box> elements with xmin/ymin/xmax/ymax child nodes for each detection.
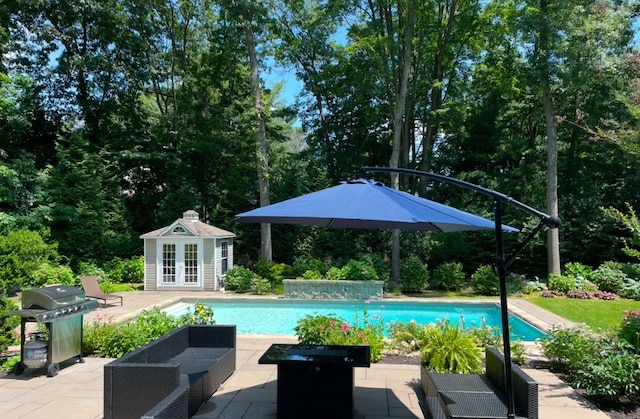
<box><xmin>235</xmin><ymin>179</ymin><xmax>518</xmax><ymax>233</ymax></box>
<box><xmin>235</xmin><ymin>176</ymin><xmax>532</xmax><ymax>418</ymax></box>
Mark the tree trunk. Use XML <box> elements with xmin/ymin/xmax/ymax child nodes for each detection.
<box><xmin>539</xmin><ymin>0</ymin><xmax>561</xmax><ymax>275</ymax></box>
<box><xmin>242</xmin><ymin>6</ymin><xmax>272</xmax><ymax>261</ymax></box>
<box><xmin>388</xmin><ymin>1</ymin><xmax>415</xmax><ymax>287</ymax></box>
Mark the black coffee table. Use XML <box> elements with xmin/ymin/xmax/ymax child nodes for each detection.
<box><xmin>258</xmin><ymin>343</ymin><xmax>371</xmax><ymax>419</ymax></box>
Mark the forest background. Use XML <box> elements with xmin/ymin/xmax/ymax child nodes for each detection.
<box><xmin>1</xmin><ymin>0</ymin><xmax>640</xmax><ymax>290</ymax></box>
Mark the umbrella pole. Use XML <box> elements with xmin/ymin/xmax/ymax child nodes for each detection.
<box><xmin>495</xmin><ymin>200</ymin><xmax>516</xmax><ymax>419</ymax></box>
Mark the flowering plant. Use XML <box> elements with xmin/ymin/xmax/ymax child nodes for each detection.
<box><xmin>294</xmin><ymin>309</ymin><xmax>385</xmax><ymax>362</ymax></box>
<box><xmin>619</xmin><ymin>310</ymin><xmax>640</xmax><ymax>352</ymax></box>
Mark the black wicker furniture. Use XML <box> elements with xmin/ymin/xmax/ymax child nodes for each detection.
<box><xmin>421</xmin><ymin>346</ymin><xmax>538</xmax><ymax>419</ymax></box>
<box><xmin>259</xmin><ymin>343</ymin><xmax>371</xmax><ymax>419</ymax></box>
<box><xmin>103</xmin><ymin>325</ymin><xmax>236</xmax><ymax>419</ymax></box>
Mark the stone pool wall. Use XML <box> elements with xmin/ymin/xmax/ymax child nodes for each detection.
<box><xmin>283</xmin><ymin>279</ymin><xmax>384</xmax><ymax>300</ymax></box>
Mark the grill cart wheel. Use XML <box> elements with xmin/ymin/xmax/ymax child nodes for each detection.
<box><xmin>47</xmin><ymin>362</ymin><xmax>59</xmax><ymax>377</ymax></box>
<box><xmin>12</xmin><ymin>362</ymin><xmax>25</xmax><ymax>375</ymax></box>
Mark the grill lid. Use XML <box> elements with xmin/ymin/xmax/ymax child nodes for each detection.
<box><xmin>22</xmin><ymin>285</ymin><xmax>87</xmax><ymax>310</ymax></box>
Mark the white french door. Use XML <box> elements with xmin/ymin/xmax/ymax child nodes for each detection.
<box><xmin>159</xmin><ymin>241</ymin><xmax>201</xmax><ymax>287</ymax></box>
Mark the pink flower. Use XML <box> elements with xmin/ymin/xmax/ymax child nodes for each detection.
<box><xmin>341</xmin><ymin>323</ymin><xmax>350</xmax><ymax>332</ymax></box>
<box><xmin>329</xmin><ymin>320</ymin><xmax>336</xmax><ymax>327</ymax></box>
<box><xmin>358</xmin><ymin>333</ymin><xmax>365</xmax><ymax>339</ymax></box>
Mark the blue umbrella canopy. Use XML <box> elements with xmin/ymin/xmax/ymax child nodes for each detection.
<box><xmin>235</xmin><ymin>179</ymin><xmax>518</xmax><ymax>233</ymax></box>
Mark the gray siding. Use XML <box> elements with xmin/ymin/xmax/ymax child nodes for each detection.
<box><xmin>144</xmin><ymin>239</ymin><xmax>157</xmax><ymax>291</ymax></box>
<box><xmin>203</xmin><ymin>239</ymin><xmax>215</xmax><ymax>291</ymax></box>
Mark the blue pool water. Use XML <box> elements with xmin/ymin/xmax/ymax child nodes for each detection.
<box><xmin>164</xmin><ymin>299</ymin><xmax>546</xmax><ymax>341</ymax></box>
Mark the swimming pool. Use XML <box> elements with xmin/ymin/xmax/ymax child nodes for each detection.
<box><xmin>164</xmin><ymin>299</ymin><xmax>546</xmax><ymax>341</ymax></box>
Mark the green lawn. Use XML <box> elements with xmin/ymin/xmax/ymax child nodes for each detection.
<box><xmin>526</xmin><ymin>295</ymin><xmax>640</xmax><ymax>331</ymax></box>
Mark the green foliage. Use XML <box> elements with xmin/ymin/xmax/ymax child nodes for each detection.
<box><xmin>253</xmin><ymin>278</ymin><xmax>272</xmax><ymax>295</ymax></box>
<box><xmin>618</xmin><ymin>310</ymin><xmax>640</xmax><ymax>352</ymax></box>
<box><xmin>340</xmin><ymin>260</ymin><xmax>378</xmax><ymax>281</ymax></box>
<box><xmin>294</xmin><ymin>311</ymin><xmax>386</xmax><ymax>362</ymax></box>
<box><xmin>0</xmin><ymin>296</ymin><xmax>19</xmax><ymax>354</ymax></box>
<box><xmin>224</xmin><ymin>266</ymin><xmax>255</xmax><ymax>292</ymax></box>
<box><xmin>100</xmin><ymin>282</ymin><xmax>136</xmax><ymax>293</ymax></box>
<box><xmin>179</xmin><ymin>303</ymin><xmax>215</xmax><ymax>326</ymax></box>
<box><xmin>471</xmin><ymin>265</ymin><xmax>499</xmax><ymax>296</ymax></box>
<box><xmin>548</xmin><ymin>274</ymin><xmax>575</xmax><ymax>294</ymax></box>
<box><xmin>431</xmin><ymin>262</ymin><xmax>466</xmax><ymax>291</ymax></box>
<box><xmin>540</xmin><ymin>324</ymin><xmax>606</xmax><ymax>374</ymax></box>
<box><xmin>420</xmin><ymin>320</ymin><xmax>483</xmax><ymax>373</ymax></box>
<box><xmin>103</xmin><ymin>256</ymin><xmax>144</xmax><ymax>284</ymax></box>
<box><xmin>591</xmin><ymin>263</ymin><xmax>627</xmax><ymax>294</ymax></box>
<box><xmin>30</xmin><ymin>263</ymin><xmax>76</xmax><ymax>287</ymax></box>
<box><xmin>573</xmin><ymin>352</ymin><xmax>640</xmax><ymax>402</ymax></box>
<box><xmin>84</xmin><ymin>308</ymin><xmax>183</xmax><ymax>358</ymax></box>
<box><xmin>292</xmin><ymin>257</ymin><xmax>325</xmax><ymax>276</ymax></box>
<box><xmin>521</xmin><ymin>280</ymin><xmax>548</xmax><ymax>294</ymax></box>
<box><xmin>300</xmin><ymin>269</ymin><xmax>322</xmax><ymax>279</ymax></box>
<box><xmin>564</xmin><ymin>262</ymin><xmax>593</xmax><ymax>281</ymax></box>
<box><xmin>0</xmin><ymin>229</ymin><xmax>58</xmax><ymax>292</ymax></box>
<box><xmin>325</xmin><ymin>266</ymin><xmax>345</xmax><ymax>280</ymax></box>
<box><xmin>604</xmin><ymin>204</ymin><xmax>640</xmax><ymax>260</ymax></box>
<box><xmin>399</xmin><ymin>256</ymin><xmax>429</xmax><ymax>293</ymax></box>
<box><xmin>0</xmin><ymin>355</ymin><xmax>20</xmax><ymax>372</ymax></box>
<box><xmin>387</xmin><ymin>321</ymin><xmax>427</xmax><ymax>353</ymax></box>
<box><xmin>620</xmin><ymin>278</ymin><xmax>640</xmax><ymax>300</ymax></box>
<box><xmin>294</xmin><ymin>314</ymin><xmax>343</xmax><ymax>344</ymax></box>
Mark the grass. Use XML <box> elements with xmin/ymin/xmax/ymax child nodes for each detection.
<box><xmin>526</xmin><ymin>294</ymin><xmax>640</xmax><ymax>331</ymax></box>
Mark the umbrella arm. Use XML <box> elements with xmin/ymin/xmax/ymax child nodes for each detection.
<box><xmin>504</xmin><ymin>220</ymin><xmax>547</xmax><ymax>270</ymax></box>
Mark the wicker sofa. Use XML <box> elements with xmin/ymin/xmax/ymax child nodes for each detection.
<box><xmin>421</xmin><ymin>346</ymin><xmax>538</xmax><ymax>419</ymax></box>
<box><xmin>103</xmin><ymin>325</ymin><xmax>236</xmax><ymax>419</ymax></box>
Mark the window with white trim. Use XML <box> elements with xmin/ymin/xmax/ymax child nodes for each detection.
<box><xmin>162</xmin><ymin>244</ymin><xmax>176</xmax><ymax>284</ymax></box>
<box><xmin>221</xmin><ymin>241</ymin><xmax>228</xmax><ymax>274</ymax></box>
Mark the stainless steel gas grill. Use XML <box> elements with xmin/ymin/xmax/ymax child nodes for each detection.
<box><xmin>9</xmin><ymin>285</ymin><xmax>100</xmax><ymax>376</ymax></box>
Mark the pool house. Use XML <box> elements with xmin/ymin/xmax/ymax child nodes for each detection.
<box><xmin>140</xmin><ymin>210</ymin><xmax>235</xmax><ymax>291</ymax></box>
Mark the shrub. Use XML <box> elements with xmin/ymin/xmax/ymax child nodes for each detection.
<box><xmin>471</xmin><ymin>265</ymin><xmax>499</xmax><ymax>296</ymax></box>
<box><xmin>340</xmin><ymin>260</ymin><xmax>378</xmax><ymax>281</ymax></box>
<box><xmin>30</xmin><ymin>262</ymin><xmax>76</xmax><ymax>287</ymax></box>
<box><xmin>253</xmin><ymin>278</ymin><xmax>272</xmax><ymax>295</ymax></box>
<box><xmin>591</xmin><ymin>263</ymin><xmax>627</xmax><ymax>294</ymax></box>
<box><xmin>420</xmin><ymin>320</ymin><xmax>482</xmax><ymax>373</ymax></box>
<box><xmin>224</xmin><ymin>266</ymin><xmax>255</xmax><ymax>292</ymax></box>
<box><xmin>564</xmin><ymin>262</ymin><xmax>593</xmax><ymax>281</ymax></box>
<box><xmin>300</xmin><ymin>269</ymin><xmax>322</xmax><ymax>280</ymax></box>
<box><xmin>294</xmin><ymin>314</ymin><xmax>343</xmax><ymax>344</ymax></box>
<box><xmin>84</xmin><ymin>308</ymin><xmax>183</xmax><ymax>358</ymax></box>
<box><xmin>573</xmin><ymin>352</ymin><xmax>640</xmax><ymax>402</ymax></box>
<box><xmin>120</xmin><ymin>256</ymin><xmax>144</xmax><ymax>283</ymax></box>
<box><xmin>620</xmin><ymin>278</ymin><xmax>640</xmax><ymax>300</ymax></box>
<box><xmin>399</xmin><ymin>256</ymin><xmax>429</xmax><ymax>293</ymax></box>
<box><xmin>0</xmin><ymin>229</ymin><xmax>59</xmax><ymax>293</ymax></box>
<box><xmin>548</xmin><ymin>274</ymin><xmax>575</xmax><ymax>293</ymax></box>
<box><xmin>292</xmin><ymin>257</ymin><xmax>325</xmax><ymax>277</ymax></box>
<box><xmin>618</xmin><ymin>263</ymin><xmax>640</xmax><ymax>281</ymax></box>
<box><xmin>359</xmin><ymin>253</ymin><xmax>390</xmax><ymax>285</ymax></box>
<box><xmin>521</xmin><ymin>280</ymin><xmax>548</xmax><ymax>294</ymax></box>
<box><xmin>270</xmin><ymin>263</ymin><xmax>294</xmax><ymax>284</ymax></box>
<box><xmin>325</xmin><ymin>266</ymin><xmax>345</xmax><ymax>280</ymax></box>
<box><xmin>0</xmin><ymin>296</ymin><xmax>20</xmax><ymax>354</ymax></box>
<box><xmin>618</xmin><ymin>310</ymin><xmax>640</xmax><ymax>352</ymax></box>
<box><xmin>431</xmin><ymin>262</ymin><xmax>466</xmax><ymax>291</ymax></box>
<box><xmin>540</xmin><ymin>324</ymin><xmax>606</xmax><ymax>374</ymax></box>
